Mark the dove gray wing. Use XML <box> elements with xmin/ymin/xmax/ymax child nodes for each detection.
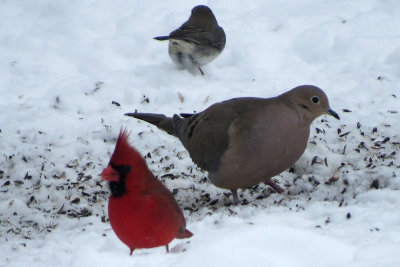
<box><xmin>172</xmin><ymin>97</ymin><xmax>266</xmax><ymax>173</ymax></box>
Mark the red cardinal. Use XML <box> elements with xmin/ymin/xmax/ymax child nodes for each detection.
<box><xmin>101</xmin><ymin>129</ymin><xmax>193</xmax><ymax>255</ymax></box>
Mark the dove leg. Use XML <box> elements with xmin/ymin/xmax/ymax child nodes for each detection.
<box><xmin>265</xmin><ymin>179</ymin><xmax>284</xmax><ymax>194</ymax></box>
<box><xmin>165</xmin><ymin>244</ymin><xmax>170</xmax><ymax>253</ymax></box>
<box><xmin>231</xmin><ymin>189</ymin><xmax>239</xmax><ymax>205</ymax></box>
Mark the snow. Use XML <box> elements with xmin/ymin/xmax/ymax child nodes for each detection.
<box><xmin>1</xmin><ymin>0</ymin><xmax>399</xmax><ymax>266</ymax></box>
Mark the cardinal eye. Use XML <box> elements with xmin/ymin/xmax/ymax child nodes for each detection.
<box><xmin>311</xmin><ymin>96</ymin><xmax>320</xmax><ymax>104</ymax></box>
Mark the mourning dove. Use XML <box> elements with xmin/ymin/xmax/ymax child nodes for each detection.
<box><xmin>154</xmin><ymin>5</ymin><xmax>226</xmax><ymax>75</ymax></box>
<box><xmin>125</xmin><ymin>85</ymin><xmax>340</xmax><ymax>204</ymax></box>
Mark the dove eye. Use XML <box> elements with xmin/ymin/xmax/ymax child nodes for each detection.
<box><xmin>311</xmin><ymin>96</ymin><xmax>320</xmax><ymax>104</ymax></box>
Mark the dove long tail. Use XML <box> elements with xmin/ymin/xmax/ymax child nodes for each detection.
<box><xmin>125</xmin><ymin>112</ymin><xmax>175</xmax><ymax>136</ymax></box>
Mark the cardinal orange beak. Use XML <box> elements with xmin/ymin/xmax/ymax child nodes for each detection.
<box><xmin>101</xmin><ymin>166</ymin><xmax>120</xmax><ymax>182</ymax></box>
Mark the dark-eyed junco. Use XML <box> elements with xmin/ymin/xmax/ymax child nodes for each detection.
<box><xmin>154</xmin><ymin>5</ymin><xmax>226</xmax><ymax>75</ymax></box>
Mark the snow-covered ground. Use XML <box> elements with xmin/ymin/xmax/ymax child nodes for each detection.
<box><xmin>1</xmin><ymin>0</ymin><xmax>399</xmax><ymax>266</ymax></box>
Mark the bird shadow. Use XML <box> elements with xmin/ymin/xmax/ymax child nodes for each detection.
<box><xmin>170</xmin><ymin>241</ymin><xmax>191</xmax><ymax>253</ymax></box>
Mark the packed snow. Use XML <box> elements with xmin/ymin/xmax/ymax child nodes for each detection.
<box><xmin>1</xmin><ymin>0</ymin><xmax>399</xmax><ymax>266</ymax></box>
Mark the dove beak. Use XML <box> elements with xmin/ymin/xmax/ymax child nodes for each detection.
<box><xmin>327</xmin><ymin>108</ymin><xmax>340</xmax><ymax>120</ymax></box>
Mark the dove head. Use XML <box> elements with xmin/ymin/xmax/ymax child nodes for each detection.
<box><xmin>187</xmin><ymin>5</ymin><xmax>219</xmax><ymax>29</ymax></box>
<box><xmin>101</xmin><ymin>129</ymin><xmax>148</xmax><ymax>197</ymax></box>
<box><xmin>282</xmin><ymin>85</ymin><xmax>340</xmax><ymax>122</ymax></box>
